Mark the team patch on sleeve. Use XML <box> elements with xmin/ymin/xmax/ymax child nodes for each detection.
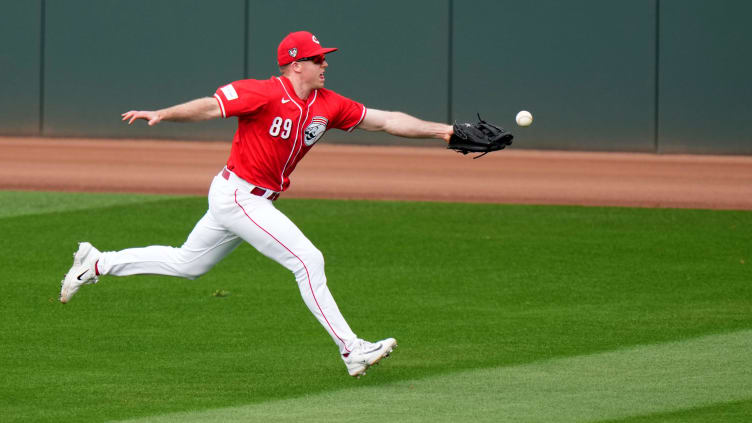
<box><xmin>304</xmin><ymin>117</ymin><xmax>329</xmax><ymax>146</ymax></box>
<box><xmin>220</xmin><ymin>84</ymin><xmax>238</xmax><ymax>101</ymax></box>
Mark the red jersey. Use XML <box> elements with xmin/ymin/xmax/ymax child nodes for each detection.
<box><xmin>213</xmin><ymin>76</ymin><xmax>366</xmax><ymax>192</ymax></box>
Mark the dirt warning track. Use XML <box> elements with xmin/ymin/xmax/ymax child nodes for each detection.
<box><xmin>2</xmin><ymin>137</ymin><xmax>751</xmax><ymax>210</ymax></box>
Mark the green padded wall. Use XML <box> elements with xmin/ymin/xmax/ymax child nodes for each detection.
<box><xmin>42</xmin><ymin>0</ymin><xmax>243</xmax><ymax>140</ymax></box>
<box><xmin>2</xmin><ymin>0</ymin><xmax>751</xmax><ymax>154</ymax></box>
<box><xmin>658</xmin><ymin>0</ymin><xmax>752</xmax><ymax>154</ymax></box>
<box><xmin>0</xmin><ymin>0</ymin><xmax>41</xmax><ymax>135</ymax></box>
<box><xmin>247</xmin><ymin>0</ymin><xmax>450</xmax><ymax>145</ymax></box>
<box><xmin>453</xmin><ymin>0</ymin><xmax>657</xmax><ymax>152</ymax></box>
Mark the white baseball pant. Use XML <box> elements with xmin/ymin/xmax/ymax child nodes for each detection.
<box><xmin>97</xmin><ymin>168</ymin><xmax>358</xmax><ymax>354</ymax></box>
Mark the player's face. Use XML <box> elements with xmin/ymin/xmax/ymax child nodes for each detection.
<box><xmin>297</xmin><ymin>55</ymin><xmax>328</xmax><ymax>89</ymax></box>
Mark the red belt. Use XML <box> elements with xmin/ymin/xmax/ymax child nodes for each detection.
<box><xmin>222</xmin><ymin>168</ymin><xmax>280</xmax><ymax>201</ymax></box>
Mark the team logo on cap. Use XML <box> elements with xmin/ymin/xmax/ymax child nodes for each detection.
<box><xmin>312</xmin><ymin>35</ymin><xmax>320</xmax><ymax>44</ymax></box>
<box><xmin>288</xmin><ymin>47</ymin><xmax>298</xmax><ymax>58</ymax></box>
<box><xmin>304</xmin><ymin>116</ymin><xmax>328</xmax><ymax>146</ymax></box>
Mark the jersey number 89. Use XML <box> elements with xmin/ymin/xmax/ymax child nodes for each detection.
<box><xmin>269</xmin><ymin>117</ymin><xmax>293</xmax><ymax>139</ymax></box>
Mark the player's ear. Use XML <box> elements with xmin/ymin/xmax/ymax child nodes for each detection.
<box><xmin>290</xmin><ymin>61</ymin><xmax>303</xmax><ymax>74</ymax></box>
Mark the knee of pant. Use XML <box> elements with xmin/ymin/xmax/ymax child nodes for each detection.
<box><xmin>175</xmin><ymin>249</ymin><xmax>215</xmax><ymax>280</ymax></box>
<box><xmin>181</xmin><ymin>265</ymin><xmax>210</xmax><ymax>280</ymax></box>
<box><xmin>185</xmin><ymin>254</ymin><xmax>221</xmax><ymax>279</ymax></box>
<box><xmin>296</xmin><ymin>248</ymin><xmax>325</xmax><ymax>273</ymax></box>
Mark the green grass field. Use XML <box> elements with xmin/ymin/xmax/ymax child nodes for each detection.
<box><xmin>1</xmin><ymin>190</ymin><xmax>750</xmax><ymax>422</ymax></box>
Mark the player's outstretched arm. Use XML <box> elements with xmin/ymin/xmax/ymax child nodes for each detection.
<box><xmin>357</xmin><ymin>108</ymin><xmax>453</xmax><ymax>142</ymax></box>
<box><xmin>121</xmin><ymin>97</ymin><xmax>221</xmax><ymax>126</ymax></box>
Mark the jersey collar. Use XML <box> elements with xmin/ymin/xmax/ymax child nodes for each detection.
<box><xmin>277</xmin><ymin>76</ymin><xmax>317</xmax><ymax>106</ymax></box>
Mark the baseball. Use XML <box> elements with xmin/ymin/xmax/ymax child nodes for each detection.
<box><xmin>515</xmin><ymin>110</ymin><xmax>533</xmax><ymax>127</ymax></box>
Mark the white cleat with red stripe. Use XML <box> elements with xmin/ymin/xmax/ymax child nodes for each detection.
<box><xmin>60</xmin><ymin>242</ymin><xmax>101</xmax><ymax>304</ymax></box>
<box><xmin>342</xmin><ymin>338</ymin><xmax>397</xmax><ymax>378</ymax></box>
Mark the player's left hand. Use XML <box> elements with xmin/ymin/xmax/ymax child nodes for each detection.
<box><xmin>121</xmin><ymin>110</ymin><xmax>162</xmax><ymax>126</ymax></box>
<box><xmin>447</xmin><ymin>114</ymin><xmax>514</xmax><ymax>159</ymax></box>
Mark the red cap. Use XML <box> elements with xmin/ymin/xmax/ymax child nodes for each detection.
<box><xmin>277</xmin><ymin>31</ymin><xmax>338</xmax><ymax>66</ymax></box>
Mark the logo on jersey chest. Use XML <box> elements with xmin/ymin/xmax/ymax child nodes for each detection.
<box><xmin>304</xmin><ymin>116</ymin><xmax>328</xmax><ymax>146</ymax></box>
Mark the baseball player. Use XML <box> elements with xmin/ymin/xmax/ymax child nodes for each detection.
<box><xmin>60</xmin><ymin>31</ymin><xmax>454</xmax><ymax>378</ymax></box>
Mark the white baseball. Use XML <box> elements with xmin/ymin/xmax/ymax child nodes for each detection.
<box><xmin>515</xmin><ymin>110</ymin><xmax>533</xmax><ymax>127</ymax></box>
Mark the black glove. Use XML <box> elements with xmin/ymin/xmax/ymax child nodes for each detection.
<box><xmin>448</xmin><ymin>114</ymin><xmax>514</xmax><ymax>159</ymax></box>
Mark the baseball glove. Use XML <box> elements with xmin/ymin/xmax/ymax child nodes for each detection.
<box><xmin>448</xmin><ymin>114</ymin><xmax>514</xmax><ymax>158</ymax></box>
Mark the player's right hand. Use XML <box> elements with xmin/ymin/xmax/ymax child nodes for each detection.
<box><xmin>121</xmin><ymin>110</ymin><xmax>162</xmax><ymax>126</ymax></box>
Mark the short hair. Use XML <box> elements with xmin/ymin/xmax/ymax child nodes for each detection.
<box><xmin>279</xmin><ymin>63</ymin><xmax>291</xmax><ymax>76</ymax></box>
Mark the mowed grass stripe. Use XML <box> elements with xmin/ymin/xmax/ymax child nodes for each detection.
<box><xmin>0</xmin><ymin>190</ymin><xmax>187</xmax><ymax>218</ymax></box>
<box><xmin>600</xmin><ymin>399</ymin><xmax>752</xmax><ymax>422</ymax></box>
<box><xmin>113</xmin><ymin>330</ymin><xmax>752</xmax><ymax>423</ymax></box>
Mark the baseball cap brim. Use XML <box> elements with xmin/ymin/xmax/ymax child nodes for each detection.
<box><xmin>312</xmin><ymin>47</ymin><xmax>338</xmax><ymax>57</ymax></box>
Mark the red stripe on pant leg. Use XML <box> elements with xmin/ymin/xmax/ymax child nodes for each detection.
<box><xmin>234</xmin><ymin>190</ymin><xmax>351</xmax><ymax>352</ymax></box>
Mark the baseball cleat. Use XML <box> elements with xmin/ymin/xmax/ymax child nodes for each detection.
<box><xmin>60</xmin><ymin>242</ymin><xmax>101</xmax><ymax>304</ymax></box>
<box><xmin>342</xmin><ymin>337</ymin><xmax>397</xmax><ymax>378</ymax></box>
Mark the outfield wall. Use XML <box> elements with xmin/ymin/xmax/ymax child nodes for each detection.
<box><xmin>1</xmin><ymin>0</ymin><xmax>751</xmax><ymax>154</ymax></box>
